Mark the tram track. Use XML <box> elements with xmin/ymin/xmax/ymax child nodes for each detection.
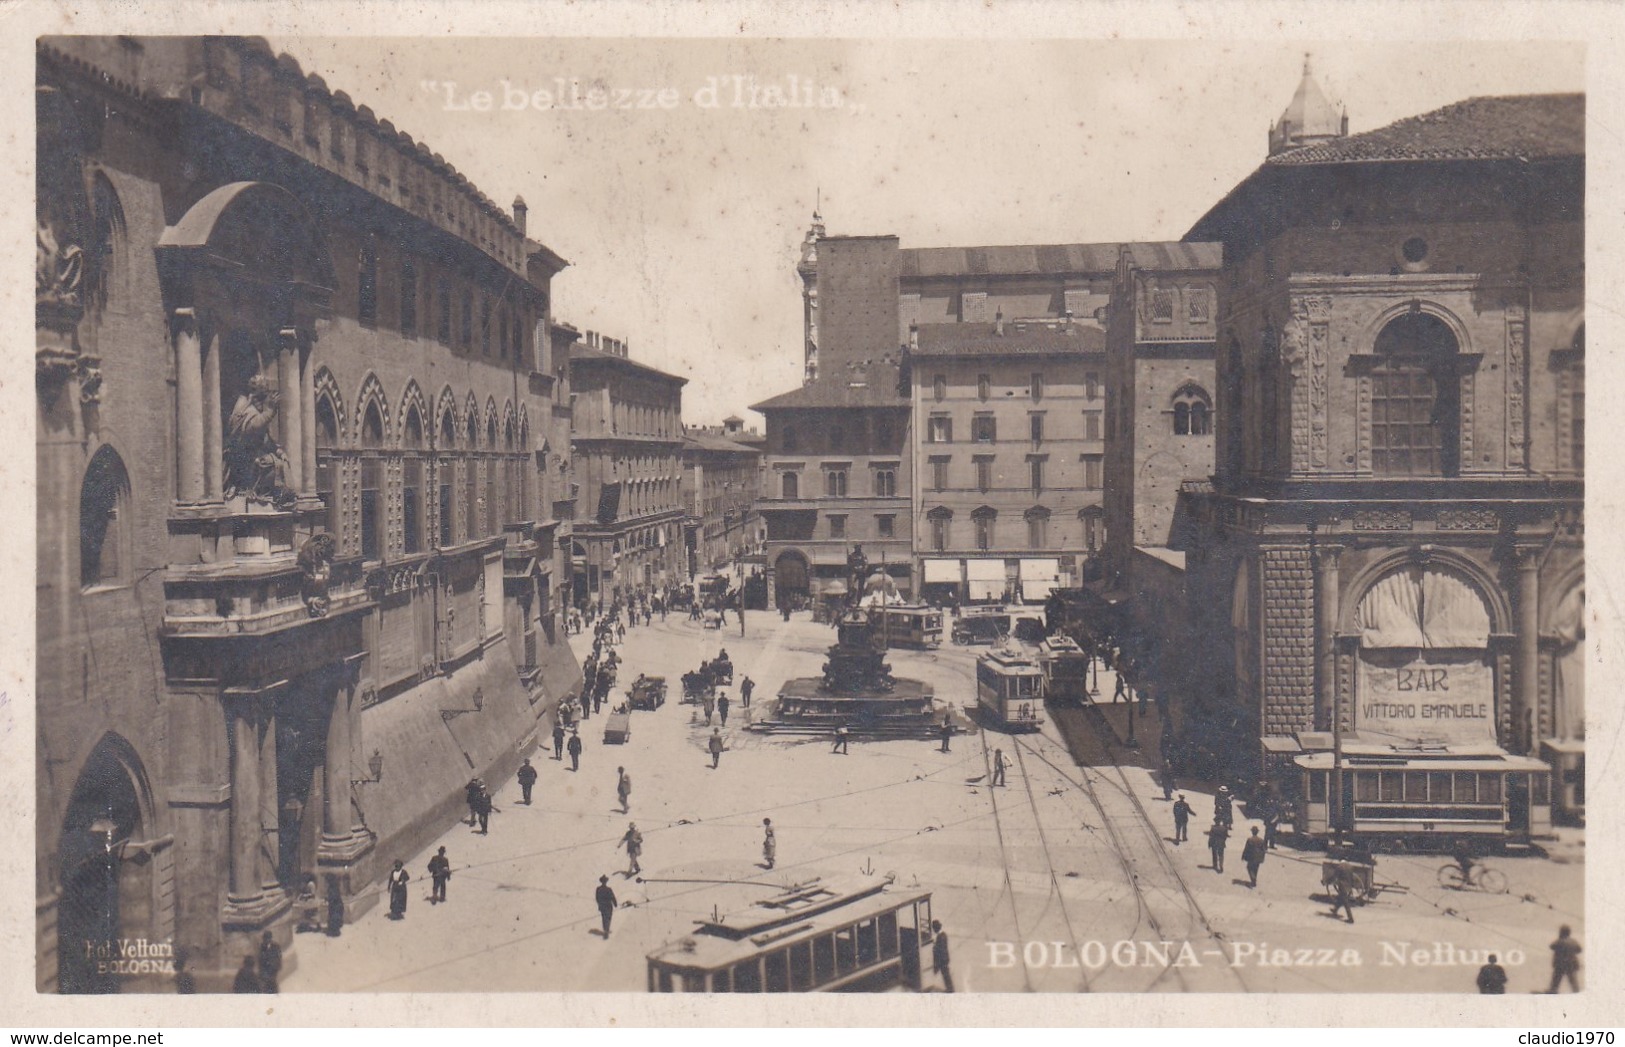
<box><xmin>1017</xmin><ymin>702</ymin><xmax>1252</xmax><ymax>992</ymax></box>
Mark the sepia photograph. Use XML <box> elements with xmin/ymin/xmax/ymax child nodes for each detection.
<box><xmin>17</xmin><ymin>3</ymin><xmax>1613</xmax><ymax>1024</ymax></box>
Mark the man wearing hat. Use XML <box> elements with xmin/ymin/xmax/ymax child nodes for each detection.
<box><xmin>595</xmin><ymin>875</ymin><xmax>618</xmax><ymax>938</ymax></box>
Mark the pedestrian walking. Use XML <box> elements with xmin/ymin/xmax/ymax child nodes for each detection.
<box><xmin>257</xmin><ymin>931</ymin><xmax>282</xmax><ymax>993</ymax></box>
<box><xmin>567</xmin><ymin>728</ymin><xmax>583</xmax><ymax>772</ymax></box>
<box><xmin>1477</xmin><ymin>954</ymin><xmax>1509</xmax><ymax>994</ymax></box>
<box><xmin>1329</xmin><ymin>864</ymin><xmax>1357</xmax><ymax>923</ymax></box>
<box><xmin>552</xmin><ymin>720</ymin><xmax>567</xmax><ymax>760</ymax></box>
<box><xmin>517</xmin><ymin>758</ymin><xmax>538</xmax><ymax>805</ymax></box>
<box><xmin>717</xmin><ymin>691</ymin><xmax>731</xmax><ymax>726</ymax></box>
<box><xmin>1214</xmin><ymin>785</ymin><xmax>1234</xmax><ymax>828</ymax></box>
<box><xmin>464</xmin><ymin>778</ymin><xmax>483</xmax><ymax>826</ymax></box>
<box><xmin>1160</xmin><ymin>761</ymin><xmax>1176</xmax><ymax>801</ymax></box>
<box><xmin>473</xmin><ymin>783</ymin><xmax>494</xmax><ymax>834</ymax></box>
<box><xmin>619</xmin><ymin>822</ymin><xmax>643</xmax><ymax>876</ymax></box>
<box><xmin>596</xmin><ymin>875</ymin><xmax>618</xmax><ymax>938</ymax></box>
<box><xmin>762</xmin><ymin>818</ymin><xmax>776</xmax><ymax>869</ymax></box>
<box><xmin>991</xmin><ymin>748</ymin><xmax>1008</xmax><ymax>787</ymax></box>
<box><xmin>1262</xmin><ymin>803</ymin><xmax>1281</xmax><ymax>850</ymax></box>
<box><xmin>1113</xmin><ymin>673</ymin><xmax>1128</xmax><ymax>702</ymax></box>
<box><xmin>1240</xmin><ymin>826</ymin><xmax>1267</xmax><ymax>887</ymax></box>
<box><xmin>939</xmin><ymin>714</ymin><xmax>954</xmax><ymax>753</ymax></box>
<box><xmin>931</xmin><ymin>920</ymin><xmax>954</xmax><ymax>993</ymax></box>
<box><xmin>708</xmin><ymin>728</ymin><xmax>725</xmax><ymax>769</ymax></box>
<box><xmin>1206</xmin><ymin>819</ymin><xmax>1229</xmax><ymax>873</ymax></box>
<box><xmin>388</xmin><ymin>860</ymin><xmax>410</xmax><ymax>920</ymax></box>
<box><xmin>616</xmin><ymin>621</ymin><xmax>626</xmax><ymax>642</ymax></box>
<box><xmin>428</xmin><ymin>846</ymin><xmax>451</xmax><ymax>903</ymax></box>
<box><xmin>1172</xmin><ymin>794</ymin><xmax>1192</xmax><ymax>843</ymax></box>
<box><xmin>832</xmin><ymin>723</ymin><xmax>850</xmax><ymax>754</ymax></box>
<box><xmin>617</xmin><ymin>767</ymin><xmax>632</xmax><ymax>814</ymax></box>
<box><xmin>740</xmin><ymin>676</ymin><xmax>754</xmax><ymax>708</ymax></box>
<box><xmin>232</xmin><ymin>954</ymin><xmax>259</xmax><ymax>994</ymax></box>
<box><xmin>703</xmin><ymin>691</ymin><xmax>716</xmax><ymax>725</ymax></box>
<box><xmin>1547</xmin><ymin>925</ymin><xmax>1582</xmax><ymax>993</ymax></box>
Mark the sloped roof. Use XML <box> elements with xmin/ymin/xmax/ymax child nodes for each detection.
<box><xmin>1269</xmin><ymin>93</ymin><xmax>1583</xmax><ymax>166</ymax></box>
<box><xmin>568</xmin><ymin>343</ymin><xmax>687</xmax><ymax>385</ymax></box>
<box><xmin>682</xmin><ymin>431</ymin><xmax>760</xmax><ymax>455</ymax></box>
<box><xmin>751</xmin><ymin>360</ymin><xmax>907</xmax><ymax>412</ymax></box>
<box><xmin>899</xmin><ymin>241</ymin><xmax>1216</xmax><ymax>278</ymax></box>
<box><xmin>913</xmin><ymin>321</ymin><xmax>1105</xmax><ymax>356</ymax></box>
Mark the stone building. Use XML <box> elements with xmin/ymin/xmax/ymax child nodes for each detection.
<box><xmin>909</xmin><ymin>317</ymin><xmax>1106</xmax><ymax>606</ymax></box>
<box><xmin>1081</xmin><ymin>243</ymin><xmax>1222</xmax><ymax>716</ymax></box>
<box><xmin>757</xmin><ymin>235</ymin><xmax>914</xmax><ymax>613</ymax></box>
<box><xmin>681</xmin><ymin>426</ymin><xmax>763</xmax><ymax>579</ymax></box>
<box><xmin>1176</xmin><ymin>81</ymin><xmax>1583</xmax><ymax>822</ymax></box>
<box><xmin>567</xmin><ymin>332</ymin><xmax>687</xmax><ymax>607</ymax></box>
<box><xmin>35</xmin><ymin>36</ymin><xmax>581</xmax><ymax>991</ymax></box>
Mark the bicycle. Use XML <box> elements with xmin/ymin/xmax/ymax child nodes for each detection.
<box><xmin>1436</xmin><ymin>860</ymin><xmax>1508</xmax><ymax>894</ymax></box>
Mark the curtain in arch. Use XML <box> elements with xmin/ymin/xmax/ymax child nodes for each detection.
<box><xmin>1357</xmin><ymin>566</ymin><xmax>1490</xmax><ymax>649</ymax></box>
<box><xmin>1552</xmin><ymin>584</ymin><xmax>1584</xmax><ymax>740</ymax></box>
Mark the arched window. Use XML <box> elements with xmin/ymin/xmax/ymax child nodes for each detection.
<box><xmin>315</xmin><ymin>396</ymin><xmax>340</xmax><ymax>537</ymax></box>
<box><xmin>81</xmin><ymin>446</ymin><xmax>131</xmax><ymax>588</ymax></box>
<box><xmin>403</xmin><ymin>407</ymin><xmax>425</xmax><ymax>554</ymax></box>
<box><xmin>781</xmin><ymin>471</ymin><xmax>799</xmax><ymax>500</ymax></box>
<box><xmin>1172</xmin><ymin>384</ymin><xmax>1212</xmax><ymax>436</ymax></box>
<box><xmin>1371</xmin><ymin>312</ymin><xmax>1461</xmax><ymax>476</ymax></box>
<box><xmin>88</xmin><ymin>174</ymin><xmax>126</xmax><ymax>313</ymax></box>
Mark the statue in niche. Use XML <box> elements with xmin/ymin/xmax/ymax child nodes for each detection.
<box><xmin>298</xmin><ymin>532</ymin><xmax>337</xmax><ymax>618</ymax></box>
<box><xmin>225</xmin><ymin>373</ymin><xmax>296</xmax><ymax>507</ymax></box>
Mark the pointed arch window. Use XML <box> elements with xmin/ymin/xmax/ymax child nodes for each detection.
<box><xmin>315</xmin><ymin>395</ymin><xmax>340</xmax><ymax>538</ymax></box>
<box><xmin>403</xmin><ymin>407</ymin><xmax>425</xmax><ymax>554</ymax></box>
<box><xmin>360</xmin><ymin>404</ymin><xmax>385</xmax><ymax>560</ymax></box>
<box><xmin>81</xmin><ymin>446</ymin><xmax>132</xmax><ymax>589</ymax></box>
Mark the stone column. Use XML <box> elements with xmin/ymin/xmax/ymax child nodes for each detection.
<box><xmin>257</xmin><ymin>696</ymin><xmax>281</xmax><ymax>893</ymax></box>
<box><xmin>172</xmin><ymin>309</ymin><xmax>205</xmax><ymax>504</ymax></box>
<box><xmin>226</xmin><ymin>700</ymin><xmax>262</xmax><ymax>904</ymax></box>
<box><xmin>1316</xmin><ymin>544</ymin><xmax>1342</xmax><ymax>733</ymax></box>
<box><xmin>278</xmin><ymin>329</ymin><xmax>303</xmax><ymax>497</ymax></box>
<box><xmin>321</xmin><ymin>674</ymin><xmax>353</xmax><ymax>847</ymax></box>
<box><xmin>201</xmin><ymin>323</ymin><xmax>223</xmax><ymax>501</ymax></box>
<box><xmin>300</xmin><ymin>342</ymin><xmax>318</xmax><ymax>494</ymax></box>
<box><xmin>1515</xmin><ymin>549</ymin><xmax>1540</xmax><ymax>754</ymax></box>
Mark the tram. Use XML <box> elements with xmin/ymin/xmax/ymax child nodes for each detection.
<box><xmin>1294</xmin><ymin>751</ymin><xmax>1552</xmax><ymax>845</ymax></box>
<box><xmin>870</xmin><ymin>605</ymin><xmax>943</xmax><ymax>649</ymax></box>
<box><xmin>646</xmin><ymin>876</ymin><xmax>935</xmax><ymax>993</ymax></box>
<box><xmin>1037</xmin><ymin>635</ymin><xmax>1091</xmax><ymax>705</ymax></box>
<box><xmin>976</xmin><ymin>643</ymin><xmax>1046</xmax><ymax>731</ymax></box>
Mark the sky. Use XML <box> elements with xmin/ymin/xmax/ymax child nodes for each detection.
<box><xmin>273</xmin><ymin>38</ymin><xmax>1584</xmax><ymax>427</ymax></box>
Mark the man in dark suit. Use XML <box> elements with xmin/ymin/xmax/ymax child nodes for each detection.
<box><xmin>596</xmin><ymin>875</ymin><xmax>618</xmax><ymax>938</ymax></box>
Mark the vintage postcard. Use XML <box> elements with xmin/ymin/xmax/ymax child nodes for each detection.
<box><xmin>8</xmin><ymin>0</ymin><xmax>1621</xmax><ymax>1029</ymax></box>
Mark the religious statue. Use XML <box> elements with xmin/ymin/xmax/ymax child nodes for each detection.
<box><xmin>297</xmin><ymin>532</ymin><xmax>337</xmax><ymax>618</ymax></box>
<box><xmin>224</xmin><ymin>374</ymin><xmax>296</xmax><ymax>507</ymax></box>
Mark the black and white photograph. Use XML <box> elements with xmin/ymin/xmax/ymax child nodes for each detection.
<box><xmin>12</xmin><ymin>0</ymin><xmax>1620</xmax><ymax>1027</ymax></box>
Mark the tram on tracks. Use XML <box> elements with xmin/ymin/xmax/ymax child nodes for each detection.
<box><xmin>1037</xmin><ymin>635</ymin><xmax>1091</xmax><ymax>705</ymax></box>
<box><xmin>646</xmin><ymin>876</ymin><xmax>935</xmax><ymax>993</ymax></box>
<box><xmin>976</xmin><ymin>642</ymin><xmax>1045</xmax><ymax>731</ymax></box>
<box><xmin>1293</xmin><ymin>750</ymin><xmax>1552</xmax><ymax>846</ymax></box>
<box><xmin>870</xmin><ymin>604</ymin><xmax>943</xmax><ymax>649</ymax></box>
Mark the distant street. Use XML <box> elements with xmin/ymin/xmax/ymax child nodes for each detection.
<box><xmin>285</xmin><ymin>604</ymin><xmax>1584</xmax><ymax>994</ymax></box>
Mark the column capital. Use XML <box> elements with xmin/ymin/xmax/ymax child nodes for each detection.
<box><xmin>170</xmin><ymin>305</ymin><xmax>198</xmax><ymax>333</ymax></box>
<box><xmin>1314</xmin><ymin>543</ymin><xmax>1345</xmax><ymax>569</ymax></box>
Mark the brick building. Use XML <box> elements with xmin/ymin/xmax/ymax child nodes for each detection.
<box><xmin>1175</xmin><ymin>82</ymin><xmax>1583</xmax><ymax>822</ymax></box>
<box><xmin>36</xmin><ymin>37</ymin><xmax>582</xmax><ymax>991</ymax></box>
<box><xmin>567</xmin><ymin>332</ymin><xmax>687</xmax><ymax>607</ymax></box>
<box><xmin>758</xmin><ymin>234</ymin><xmax>914</xmax><ymax>612</ymax></box>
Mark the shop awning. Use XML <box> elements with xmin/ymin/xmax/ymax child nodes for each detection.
<box><xmin>922</xmin><ymin>559</ymin><xmax>960</xmax><ymax>584</ymax></box>
<box><xmin>1019</xmin><ymin>559</ymin><xmax>1061</xmax><ymax>601</ymax></box>
<box><xmin>965</xmin><ymin>559</ymin><xmax>1006</xmax><ymax>581</ymax></box>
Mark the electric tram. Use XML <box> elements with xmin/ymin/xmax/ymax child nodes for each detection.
<box><xmin>1037</xmin><ymin>634</ymin><xmax>1091</xmax><ymax>705</ymax></box>
<box><xmin>646</xmin><ymin>876</ymin><xmax>936</xmax><ymax>993</ymax></box>
<box><xmin>869</xmin><ymin>604</ymin><xmax>943</xmax><ymax>649</ymax></box>
<box><xmin>975</xmin><ymin>642</ymin><xmax>1046</xmax><ymax>731</ymax></box>
<box><xmin>1294</xmin><ymin>751</ymin><xmax>1552</xmax><ymax>845</ymax></box>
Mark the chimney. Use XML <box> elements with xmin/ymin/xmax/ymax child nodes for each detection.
<box><xmin>994</xmin><ymin>309</ymin><xmax>1005</xmax><ymax>337</ymax></box>
<box><xmin>512</xmin><ymin>195</ymin><xmax>528</xmax><ymax>235</ymax></box>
